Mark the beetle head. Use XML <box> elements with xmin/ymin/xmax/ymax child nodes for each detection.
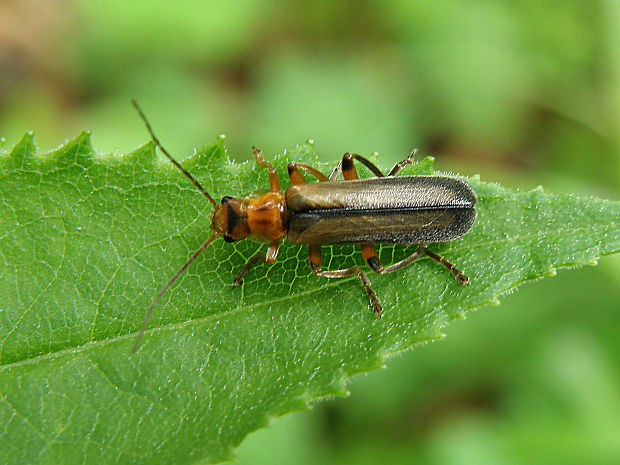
<box><xmin>212</xmin><ymin>196</ymin><xmax>250</xmax><ymax>242</ymax></box>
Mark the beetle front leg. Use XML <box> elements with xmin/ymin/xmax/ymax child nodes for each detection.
<box><xmin>252</xmin><ymin>147</ymin><xmax>281</xmax><ymax>191</ymax></box>
<box><xmin>233</xmin><ymin>241</ymin><xmax>280</xmax><ymax>288</ymax></box>
<box><xmin>308</xmin><ymin>244</ymin><xmax>383</xmax><ymax>316</ymax></box>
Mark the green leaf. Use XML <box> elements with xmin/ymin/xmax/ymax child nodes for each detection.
<box><xmin>0</xmin><ymin>133</ymin><xmax>618</xmax><ymax>464</ymax></box>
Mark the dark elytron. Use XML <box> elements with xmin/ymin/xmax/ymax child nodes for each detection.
<box><xmin>131</xmin><ymin>100</ymin><xmax>476</xmax><ymax>350</ymax></box>
<box><xmin>287</xmin><ymin>176</ymin><xmax>476</xmax><ymax>244</ymax></box>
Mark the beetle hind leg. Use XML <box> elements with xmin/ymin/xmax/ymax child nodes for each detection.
<box><xmin>387</xmin><ymin>149</ymin><xmax>419</xmax><ymax>176</ymax></box>
<box><xmin>362</xmin><ymin>243</ymin><xmax>469</xmax><ymax>285</ymax></box>
<box><xmin>330</xmin><ymin>150</ymin><xmax>419</xmax><ymax>181</ymax></box>
<box><xmin>362</xmin><ymin>243</ymin><xmax>425</xmax><ymax>274</ymax></box>
<box><xmin>421</xmin><ymin>247</ymin><xmax>469</xmax><ymax>285</ymax></box>
<box><xmin>309</xmin><ymin>245</ymin><xmax>383</xmax><ymax>316</ymax></box>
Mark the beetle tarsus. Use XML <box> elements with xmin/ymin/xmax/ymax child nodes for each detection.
<box><xmin>421</xmin><ymin>247</ymin><xmax>469</xmax><ymax>286</ymax></box>
<box><xmin>387</xmin><ymin>149</ymin><xmax>418</xmax><ymax>176</ymax></box>
<box><xmin>233</xmin><ymin>251</ymin><xmax>268</xmax><ymax>289</ymax></box>
<box><xmin>454</xmin><ymin>272</ymin><xmax>469</xmax><ymax>285</ymax></box>
<box><xmin>354</xmin><ymin>266</ymin><xmax>383</xmax><ymax>317</ymax></box>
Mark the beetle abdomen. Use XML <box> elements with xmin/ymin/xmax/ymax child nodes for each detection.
<box><xmin>285</xmin><ymin>176</ymin><xmax>476</xmax><ymax>245</ymax></box>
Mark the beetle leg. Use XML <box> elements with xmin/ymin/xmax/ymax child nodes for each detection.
<box><xmin>421</xmin><ymin>247</ymin><xmax>469</xmax><ymax>285</ymax></box>
<box><xmin>308</xmin><ymin>244</ymin><xmax>383</xmax><ymax>316</ymax></box>
<box><xmin>233</xmin><ymin>241</ymin><xmax>280</xmax><ymax>288</ymax></box>
<box><xmin>330</xmin><ymin>150</ymin><xmax>419</xmax><ymax>180</ymax></box>
<box><xmin>361</xmin><ymin>243</ymin><xmax>426</xmax><ymax>274</ymax></box>
<box><xmin>342</xmin><ymin>153</ymin><xmax>385</xmax><ymax>180</ymax></box>
<box><xmin>362</xmin><ymin>243</ymin><xmax>468</xmax><ymax>285</ymax></box>
<box><xmin>252</xmin><ymin>147</ymin><xmax>281</xmax><ymax>191</ymax></box>
<box><xmin>328</xmin><ymin>162</ymin><xmax>342</xmax><ymax>180</ymax></box>
<box><xmin>387</xmin><ymin>149</ymin><xmax>418</xmax><ymax>176</ymax></box>
<box><xmin>330</xmin><ymin>153</ymin><xmax>386</xmax><ymax>181</ymax></box>
<box><xmin>287</xmin><ymin>162</ymin><xmax>329</xmax><ymax>185</ymax></box>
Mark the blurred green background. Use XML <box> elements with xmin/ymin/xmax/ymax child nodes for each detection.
<box><xmin>1</xmin><ymin>1</ymin><xmax>618</xmax><ymax>464</ymax></box>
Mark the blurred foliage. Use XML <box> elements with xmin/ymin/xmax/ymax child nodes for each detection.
<box><xmin>0</xmin><ymin>0</ymin><xmax>618</xmax><ymax>464</ymax></box>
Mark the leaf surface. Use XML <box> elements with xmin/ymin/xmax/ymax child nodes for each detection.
<box><xmin>0</xmin><ymin>133</ymin><xmax>618</xmax><ymax>464</ymax></box>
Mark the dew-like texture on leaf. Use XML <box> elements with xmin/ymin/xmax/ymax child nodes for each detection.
<box><xmin>0</xmin><ymin>133</ymin><xmax>618</xmax><ymax>464</ymax></box>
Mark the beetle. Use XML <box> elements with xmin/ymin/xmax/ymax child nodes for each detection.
<box><xmin>131</xmin><ymin>100</ymin><xmax>476</xmax><ymax>350</ymax></box>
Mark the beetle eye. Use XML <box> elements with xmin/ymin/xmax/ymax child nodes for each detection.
<box><xmin>223</xmin><ymin>235</ymin><xmax>235</xmax><ymax>243</ymax></box>
<box><xmin>221</xmin><ymin>196</ymin><xmax>233</xmax><ymax>204</ymax></box>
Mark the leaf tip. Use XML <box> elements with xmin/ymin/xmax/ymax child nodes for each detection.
<box><xmin>7</xmin><ymin>131</ymin><xmax>36</xmax><ymax>165</ymax></box>
<box><xmin>126</xmin><ymin>140</ymin><xmax>158</xmax><ymax>165</ymax></box>
<box><xmin>413</xmin><ymin>155</ymin><xmax>435</xmax><ymax>175</ymax></box>
<box><xmin>191</xmin><ymin>138</ymin><xmax>229</xmax><ymax>169</ymax></box>
<box><xmin>50</xmin><ymin>131</ymin><xmax>94</xmax><ymax>162</ymax></box>
<box><xmin>287</xmin><ymin>140</ymin><xmax>319</xmax><ymax>165</ymax></box>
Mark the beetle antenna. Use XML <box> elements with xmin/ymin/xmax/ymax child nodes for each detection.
<box><xmin>132</xmin><ymin>99</ymin><xmax>217</xmax><ymax>209</ymax></box>
<box><xmin>132</xmin><ymin>231</ymin><xmax>219</xmax><ymax>352</ymax></box>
